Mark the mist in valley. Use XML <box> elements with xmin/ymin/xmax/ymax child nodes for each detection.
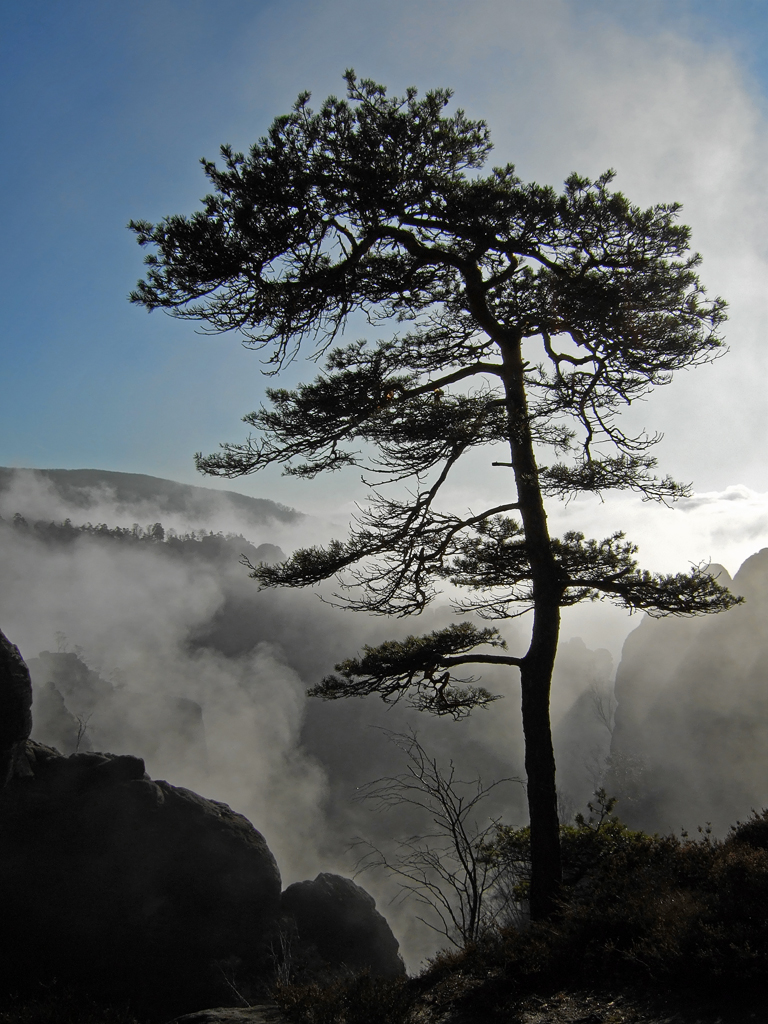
<box><xmin>2</xmin><ymin>466</ymin><xmax>768</xmax><ymax>970</ymax></box>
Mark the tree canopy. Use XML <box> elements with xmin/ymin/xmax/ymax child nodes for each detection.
<box><xmin>130</xmin><ymin>71</ymin><xmax>738</xmax><ymax>919</ymax></box>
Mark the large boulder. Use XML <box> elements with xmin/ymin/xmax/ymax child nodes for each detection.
<box><xmin>0</xmin><ymin>631</ymin><xmax>407</xmax><ymax>1018</ymax></box>
<box><xmin>0</xmin><ymin>628</ymin><xmax>33</xmax><ymax>787</ymax></box>
<box><xmin>281</xmin><ymin>873</ymin><xmax>404</xmax><ymax>978</ymax></box>
<box><xmin>0</xmin><ymin>741</ymin><xmax>282</xmax><ymax>1018</ymax></box>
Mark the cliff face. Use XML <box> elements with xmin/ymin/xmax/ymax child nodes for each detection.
<box><xmin>0</xmin><ymin>741</ymin><xmax>283</xmax><ymax>1018</ymax></box>
<box><xmin>610</xmin><ymin>551</ymin><xmax>768</xmax><ymax>834</ymax></box>
<box><xmin>0</xmin><ymin>628</ymin><xmax>33</xmax><ymax>787</ymax></box>
<box><xmin>551</xmin><ymin>637</ymin><xmax>615</xmax><ymax>817</ymax></box>
<box><xmin>0</xmin><ymin>630</ymin><xmax>403</xmax><ymax>1018</ymax></box>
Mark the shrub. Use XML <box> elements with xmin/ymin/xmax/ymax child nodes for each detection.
<box><xmin>273</xmin><ymin>973</ymin><xmax>413</xmax><ymax>1024</ymax></box>
<box><xmin>728</xmin><ymin>807</ymin><xmax>768</xmax><ymax>851</ymax></box>
<box><xmin>467</xmin><ymin>801</ymin><xmax>768</xmax><ymax>1001</ymax></box>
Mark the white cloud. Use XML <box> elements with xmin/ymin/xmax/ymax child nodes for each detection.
<box><xmin>227</xmin><ymin>0</ymin><xmax>768</xmax><ymax>504</ymax></box>
<box><xmin>549</xmin><ymin>485</ymin><xmax>768</xmax><ymax>580</ymax></box>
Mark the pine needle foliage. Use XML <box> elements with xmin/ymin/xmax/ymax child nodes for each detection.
<box><xmin>130</xmin><ymin>71</ymin><xmax>739</xmax><ymax>918</ymax></box>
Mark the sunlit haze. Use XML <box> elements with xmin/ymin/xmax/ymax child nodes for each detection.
<box><xmin>3</xmin><ymin>0</ymin><xmax>768</xmax><ymax>972</ymax></box>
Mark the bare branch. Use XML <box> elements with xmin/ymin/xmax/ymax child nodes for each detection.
<box><xmin>353</xmin><ymin>730</ymin><xmax>522</xmax><ymax>946</ymax></box>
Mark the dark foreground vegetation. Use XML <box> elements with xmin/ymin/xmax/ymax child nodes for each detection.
<box><xmin>5</xmin><ymin>805</ymin><xmax>766</xmax><ymax>1023</ymax></box>
<box><xmin>267</xmin><ymin>807</ymin><xmax>768</xmax><ymax>1023</ymax></box>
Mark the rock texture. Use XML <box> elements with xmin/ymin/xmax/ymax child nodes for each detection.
<box><xmin>281</xmin><ymin>872</ymin><xmax>405</xmax><ymax>978</ymax></box>
<box><xmin>0</xmin><ymin>627</ymin><xmax>33</xmax><ymax>787</ymax></box>
<box><xmin>168</xmin><ymin>1005</ymin><xmax>288</xmax><ymax>1023</ymax></box>
<box><xmin>0</xmin><ymin>632</ymin><xmax>406</xmax><ymax>1018</ymax></box>
<box><xmin>0</xmin><ymin>740</ymin><xmax>282</xmax><ymax>1018</ymax></box>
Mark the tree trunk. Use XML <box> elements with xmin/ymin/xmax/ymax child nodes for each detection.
<box><xmin>499</xmin><ymin>333</ymin><xmax>564</xmax><ymax>919</ymax></box>
<box><xmin>521</xmin><ymin>602</ymin><xmax>562</xmax><ymax>919</ymax></box>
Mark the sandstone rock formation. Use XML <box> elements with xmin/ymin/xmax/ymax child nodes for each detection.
<box><xmin>27</xmin><ymin>650</ymin><xmax>208</xmax><ymax>771</ymax></box>
<box><xmin>0</xmin><ymin>630</ymin><xmax>405</xmax><ymax>1018</ymax></box>
<box><xmin>0</xmin><ymin>627</ymin><xmax>33</xmax><ymax>787</ymax></box>
<box><xmin>281</xmin><ymin>872</ymin><xmax>405</xmax><ymax>978</ymax></box>
<box><xmin>610</xmin><ymin>551</ymin><xmax>768</xmax><ymax>834</ymax></box>
<box><xmin>0</xmin><ymin>741</ymin><xmax>282</xmax><ymax>1018</ymax></box>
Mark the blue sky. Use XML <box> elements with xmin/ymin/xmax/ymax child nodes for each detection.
<box><xmin>2</xmin><ymin>0</ymin><xmax>768</xmax><ymax>569</ymax></box>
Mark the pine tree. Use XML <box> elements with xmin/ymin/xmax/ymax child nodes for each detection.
<box><xmin>130</xmin><ymin>71</ymin><xmax>738</xmax><ymax>918</ymax></box>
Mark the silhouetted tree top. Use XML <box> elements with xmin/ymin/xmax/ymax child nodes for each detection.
<box><xmin>130</xmin><ymin>71</ymin><xmax>737</xmax><ymax>919</ymax></box>
<box><xmin>130</xmin><ymin>73</ymin><xmax>724</xmax><ymax>420</ymax></box>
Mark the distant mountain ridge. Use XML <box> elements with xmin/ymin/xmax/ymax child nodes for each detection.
<box><xmin>0</xmin><ymin>467</ymin><xmax>304</xmax><ymax>527</ymax></box>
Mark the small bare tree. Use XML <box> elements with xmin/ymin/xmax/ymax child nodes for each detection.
<box><xmin>589</xmin><ymin>681</ymin><xmax>617</xmax><ymax>733</ymax></box>
<box><xmin>353</xmin><ymin>731</ymin><xmax>520</xmax><ymax>948</ymax></box>
<box><xmin>74</xmin><ymin>712</ymin><xmax>93</xmax><ymax>753</ymax></box>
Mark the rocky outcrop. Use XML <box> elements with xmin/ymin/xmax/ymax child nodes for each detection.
<box><xmin>27</xmin><ymin>650</ymin><xmax>208</xmax><ymax>770</ymax></box>
<box><xmin>0</xmin><ymin>632</ymin><xmax>406</xmax><ymax>1018</ymax></box>
<box><xmin>0</xmin><ymin>628</ymin><xmax>33</xmax><ymax>787</ymax></box>
<box><xmin>551</xmin><ymin>637</ymin><xmax>614</xmax><ymax>814</ymax></box>
<box><xmin>0</xmin><ymin>741</ymin><xmax>282</xmax><ymax>1018</ymax></box>
<box><xmin>281</xmin><ymin>873</ymin><xmax>405</xmax><ymax>978</ymax></box>
<box><xmin>32</xmin><ymin>678</ymin><xmax>88</xmax><ymax>751</ymax></box>
<box><xmin>610</xmin><ymin>551</ymin><xmax>768</xmax><ymax>834</ymax></box>
<box><xmin>168</xmin><ymin>1006</ymin><xmax>288</xmax><ymax>1023</ymax></box>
